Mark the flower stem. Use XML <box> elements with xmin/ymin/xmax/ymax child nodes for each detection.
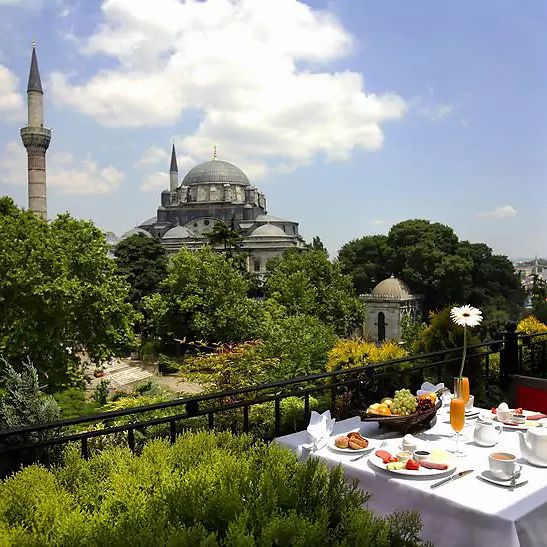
<box><xmin>458</xmin><ymin>326</ymin><xmax>467</xmax><ymax>378</ymax></box>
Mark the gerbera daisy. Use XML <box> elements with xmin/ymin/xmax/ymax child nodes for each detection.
<box><xmin>450</xmin><ymin>305</ymin><xmax>483</xmax><ymax>328</ymax></box>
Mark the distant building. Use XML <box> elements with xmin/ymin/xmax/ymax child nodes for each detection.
<box><xmin>362</xmin><ymin>276</ymin><xmax>422</xmax><ymax>342</ymax></box>
<box><xmin>117</xmin><ymin>146</ymin><xmax>303</xmax><ymax>274</ymax></box>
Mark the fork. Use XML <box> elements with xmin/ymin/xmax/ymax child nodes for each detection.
<box><xmin>350</xmin><ymin>440</ymin><xmax>386</xmax><ymax>462</ymax></box>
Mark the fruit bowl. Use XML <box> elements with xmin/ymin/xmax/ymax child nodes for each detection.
<box><xmin>360</xmin><ymin>389</ymin><xmax>445</xmax><ymax>434</ymax></box>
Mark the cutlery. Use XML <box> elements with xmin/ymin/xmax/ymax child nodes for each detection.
<box><xmin>350</xmin><ymin>441</ymin><xmax>386</xmax><ymax>462</ymax></box>
<box><xmin>509</xmin><ymin>471</ymin><xmax>520</xmax><ymax>492</ymax></box>
<box><xmin>430</xmin><ymin>469</ymin><xmax>473</xmax><ymax>489</ymax></box>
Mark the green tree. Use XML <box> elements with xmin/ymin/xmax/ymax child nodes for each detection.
<box><xmin>338</xmin><ymin>234</ymin><xmax>391</xmax><ymax>294</ymax></box>
<box><xmin>142</xmin><ymin>247</ymin><xmax>259</xmax><ymax>346</ymax></box>
<box><xmin>264</xmin><ymin>249</ymin><xmax>364</xmax><ymax>335</ymax></box>
<box><xmin>206</xmin><ymin>220</ymin><xmax>243</xmax><ymax>257</ymax></box>
<box><xmin>306</xmin><ymin>235</ymin><xmax>328</xmax><ymax>254</ymax></box>
<box><xmin>338</xmin><ymin>219</ymin><xmax>523</xmax><ymax>322</ymax></box>
<box><xmin>0</xmin><ymin>198</ymin><xmax>137</xmax><ymax>389</ymax></box>
<box><xmin>114</xmin><ymin>233</ymin><xmax>168</xmax><ymax>307</ymax></box>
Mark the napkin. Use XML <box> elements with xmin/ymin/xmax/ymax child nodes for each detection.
<box><xmin>306</xmin><ymin>410</ymin><xmax>335</xmax><ymax>451</ymax></box>
<box><xmin>526</xmin><ymin>413</ymin><xmax>547</xmax><ymax>421</ymax></box>
<box><xmin>417</xmin><ymin>382</ymin><xmax>444</xmax><ymax>396</ymax></box>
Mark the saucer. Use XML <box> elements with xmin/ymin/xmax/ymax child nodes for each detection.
<box><xmin>478</xmin><ymin>470</ymin><xmax>527</xmax><ymax>487</ymax></box>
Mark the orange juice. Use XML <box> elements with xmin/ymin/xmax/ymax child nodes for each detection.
<box><xmin>454</xmin><ymin>376</ymin><xmax>470</xmax><ymax>405</ymax></box>
<box><xmin>450</xmin><ymin>398</ymin><xmax>465</xmax><ymax>432</ymax></box>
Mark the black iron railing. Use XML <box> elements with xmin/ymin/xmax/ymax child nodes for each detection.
<box><xmin>0</xmin><ymin>328</ymin><xmax>545</xmax><ymax>473</ymax></box>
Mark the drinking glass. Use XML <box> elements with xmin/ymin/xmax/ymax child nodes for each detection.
<box><xmin>454</xmin><ymin>376</ymin><xmax>470</xmax><ymax>405</ymax></box>
<box><xmin>450</xmin><ymin>397</ymin><xmax>466</xmax><ymax>457</ymax></box>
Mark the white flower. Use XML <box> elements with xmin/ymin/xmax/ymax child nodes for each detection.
<box><xmin>450</xmin><ymin>305</ymin><xmax>483</xmax><ymax>328</ymax></box>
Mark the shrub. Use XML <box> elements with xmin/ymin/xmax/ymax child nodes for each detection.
<box><xmin>53</xmin><ymin>388</ymin><xmax>101</xmax><ymax>418</ymax></box>
<box><xmin>92</xmin><ymin>379</ymin><xmax>110</xmax><ymax>405</ymax></box>
<box><xmin>157</xmin><ymin>354</ymin><xmax>181</xmax><ymax>374</ymax></box>
<box><xmin>326</xmin><ymin>339</ymin><xmax>408</xmax><ymax>372</ymax></box>
<box><xmin>517</xmin><ymin>315</ymin><xmax>547</xmax><ymax>336</ymax></box>
<box><xmin>0</xmin><ymin>431</ymin><xmax>428</xmax><ymax>545</ymax></box>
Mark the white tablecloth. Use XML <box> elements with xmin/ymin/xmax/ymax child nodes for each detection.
<box><xmin>276</xmin><ymin>407</ymin><xmax>547</xmax><ymax>547</ymax></box>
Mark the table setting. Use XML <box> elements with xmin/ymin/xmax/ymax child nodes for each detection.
<box><xmin>276</xmin><ymin>307</ymin><xmax>547</xmax><ymax>547</ymax></box>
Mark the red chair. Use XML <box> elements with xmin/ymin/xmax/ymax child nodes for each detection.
<box><xmin>511</xmin><ymin>375</ymin><xmax>547</xmax><ymax>414</ymax></box>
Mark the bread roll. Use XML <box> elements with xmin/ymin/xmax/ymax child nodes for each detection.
<box><xmin>334</xmin><ymin>436</ymin><xmax>349</xmax><ymax>449</ymax></box>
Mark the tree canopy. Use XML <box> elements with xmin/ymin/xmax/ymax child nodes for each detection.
<box><xmin>338</xmin><ymin>219</ymin><xmax>523</xmax><ymax>327</ymax></box>
<box><xmin>0</xmin><ymin>197</ymin><xmax>137</xmax><ymax>389</ymax></box>
<box><xmin>114</xmin><ymin>233</ymin><xmax>168</xmax><ymax>307</ymax></box>
<box><xmin>142</xmin><ymin>247</ymin><xmax>259</xmax><ymax>346</ymax></box>
<box><xmin>264</xmin><ymin>248</ymin><xmax>364</xmax><ymax>336</ymax></box>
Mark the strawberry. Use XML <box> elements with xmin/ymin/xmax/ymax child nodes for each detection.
<box><xmin>405</xmin><ymin>459</ymin><xmax>420</xmax><ymax>471</ymax></box>
<box><xmin>491</xmin><ymin>407</ymin><xmax>497</xmax><ymax>414</ymax></box>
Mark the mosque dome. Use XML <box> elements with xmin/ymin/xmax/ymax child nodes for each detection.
<box><xmin>249</xmin><ymin>223</ymin><xmax>290</xmax><ymax>238</ymax></box>
<box><xmin>371</xmin><ymin>276</ymin><xmax>413</xmax><ymax>299</ymax></box>
<box><xmin>162</xmin><ymin>225</ymin><xmax>197</xmax><ymax>239</ymax></box>
<box><xmin>120</xmin><ymin>227</ymin><xmax>152</xmax><ymax>240</ymax></box>
<box><xmin>182</xmin><ymin>160</ymin><xmax>249</xmax><ymax>186</ymax></box>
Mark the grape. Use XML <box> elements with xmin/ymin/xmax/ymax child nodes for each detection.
<box><xmin>391</xmin><ymin>389</ymin><xmax>417</xmax><ymax>416</ymax></box>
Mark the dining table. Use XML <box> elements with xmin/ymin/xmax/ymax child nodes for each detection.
<box><xmin>275</xmin><ymin>406</ymin><xmax>547</xmax><ymax>547</ymax></box>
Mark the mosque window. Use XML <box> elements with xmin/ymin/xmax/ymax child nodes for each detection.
<box><xmin>253</xmin><ymin>259</ymin><xmax>261</xmax><ymax>272</ymax></box>
<box><xmin>204</xmin><ymin>219</ymin><xmax>210</xmax><ymax>226</ymax></box>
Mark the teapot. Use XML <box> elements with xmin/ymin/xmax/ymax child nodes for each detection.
<box><xmin>474</xmin><ymin>419</ymin><xmax>502</xmax><ymax>446</ymax></box>
<box><xmin>518</xmin><ymin>428</ymin><xmax>547</xmax><ymax>467</ymax></box>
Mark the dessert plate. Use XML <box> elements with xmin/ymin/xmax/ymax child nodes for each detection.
<box><xmin>478</xmin><ymin>470</ymin><xmax>527</xmax><ymax>487</ymax></box>
<box><xmin>480</xmin><ymin>411</ymin><xmax>546</xmax><ymax>430</ymax></box>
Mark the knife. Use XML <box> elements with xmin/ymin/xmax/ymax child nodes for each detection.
<box><xmin>430</xmin><ymin>469</ymin><xmax>473</xmax><ymax>489</ymax></box>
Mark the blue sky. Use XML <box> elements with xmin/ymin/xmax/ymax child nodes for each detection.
<box><xmin>0</xmin><ymin>0</ymin><xmax>545</xmax><ymax>259</ymax></box>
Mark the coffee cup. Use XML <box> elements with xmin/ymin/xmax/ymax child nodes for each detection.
<box><xmin>497</xmin><ymin>409</ymin><xmax>513</xmax><ymax>423</ymax></box>
<box><xmin>465</xmin><ymin>395</ymin><xmax>475</xmax><ymax>412</ymax></box>
<box><xmin>489</xmin><ymin>452</ymin><xmax>521</xmax><ymax>480</ymax></box>
<box><xmin>511</xmin><ymin>414</ymin><xmax>526</xmax><ymax>425</ymax></box>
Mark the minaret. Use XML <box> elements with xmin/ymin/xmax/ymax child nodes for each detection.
<box><xmin>20</xmin><ymin>44</ymin><xmax>51</xmax><ymax>219</ymax></box>
<box><xmin>169</xmin><ymin>143</ymin><xmax>178</xmax><ymax>191</ymax></box>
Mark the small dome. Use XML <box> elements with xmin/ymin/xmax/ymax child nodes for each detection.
<box><xmin>371</xmin><ymin>276</ymin><xmax>413</xmax><ymax>299</ymax></box>
<box><xmin>139</xmin><ymin>216</ymin><xmax>156</xmax><ymax>226</ymax></box>
<box><xmin>162</xmin><ymin>225</ymin><xmax>197</xmax><ymax>239</ymax></box>
<box><xmin>120</xmin><ymin>227</ymin><xmax>152</xmax><ymax>239</ymax></box>
<box><xmin>249</xmin><ymin>223</ymin><xmax>289</xmax><ymax>237</ymax></box>
<box><xmin>182</xmin><ymin>160</ymin><xmax>249</xmax><ymax>186</ymax></box>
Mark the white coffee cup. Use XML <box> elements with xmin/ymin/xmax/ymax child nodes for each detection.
<box><xmin>489</xmin><ymin>452</ymin><xmax>522</xmax><ymax>480</ymax></box>
<box><xmin>474</xmin><ymin>420</ymin><xmax>502</xmax><ymax>446</ymax></box>
<box><xmin>465</xmin><ymin>395</ymin><xmax>475</xmax><ymax>411</ymax></box>
<box><xmin>497</xmin><ymin>408</ymin><xmax>513</xmax><ymax>423</ymax></box>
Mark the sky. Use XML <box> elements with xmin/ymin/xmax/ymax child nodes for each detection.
<box><xmin>0</xmin><ymin>0</ymin><xmax>545</xmax><ymax>259</ymax></box>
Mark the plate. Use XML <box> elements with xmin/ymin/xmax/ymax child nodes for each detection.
<box><xmin>480</xmin><ymin>411</ymin><xmax>546</xmax><ymax>430</ymax></box>
<box><xmin>327</xmin><ymin>432</ymin><xmax>380</xmax><ymax>454</ymax></box>
<box><xmin>369</xmin><ymin>451</ymin><xmax>456</xmax><ymax>476</ymax></box>
<box><xmin>478</xmin><ymin>470</ymin><xmax>527</xmax><ymax>487</ymax></box>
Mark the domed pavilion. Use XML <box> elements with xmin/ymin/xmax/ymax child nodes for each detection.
<box><xmin>362</xmin><ymin>276</ymin><xmax>422</xmax><ymax>342</ymax></box>
<box><xmin>119</xmin><ymin>146</ymin><xmax>302</xmax><ymax>273</ymax></box>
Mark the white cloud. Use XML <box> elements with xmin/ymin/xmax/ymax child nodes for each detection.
<box><xmin>418</xmin><ymin>102</ymin><xmax>454</xmax><ymax>122</ymax></box>
<box><xmin>0</xmin><ymin>64</ymin><xmax>25</xmax><ymax>122</ymax></box>
<box><xmin>135</xmin><ymin>145</ymin><xmax>169</xmax><ymax>167</ymax></box>
<box><xmin>50</xmin><ymin>0</ymin><xmax>406</xmax><ymax>179</ymax></box>
<box><xmin>0</xmin><ymin>140</ymin><xmax>124</xmax><ymax>195</ymax></box>
<box><xmin>475</xmin><ymin>205</ymin><xmax>518</xmax><ymax>219</ymax></box>
<box><xmin>139</xmin><ymin>153</ymin><xmax>195</xmax><ymax>191</ymax></box>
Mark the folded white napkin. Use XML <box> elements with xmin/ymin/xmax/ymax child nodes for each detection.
<box><xmin>417</xmin><ymin>381</ymin><xmax>444</xmax><ymax>396</ymax></box>
<box><xmin>306</xmin><ymin>410</ymin><xmax>335</xmax><ymax>451</ymax></box>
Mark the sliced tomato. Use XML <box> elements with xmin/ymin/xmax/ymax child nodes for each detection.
<box><xmin>405</xmin><ymin>459</ymin><xmax>420</xmax><ymax>471</ymax></box>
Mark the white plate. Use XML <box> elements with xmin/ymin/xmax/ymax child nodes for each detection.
<box><xmin>478</xmin><ymin>469</ymin><xmax>527</xmax><ymax>487</ymax></box>
<box><xmin>369</xmin><ymin>452</ymin><xmax>456</xmax><ymax>476</ymax></box>
<box><xmin>327</xmin><ymin>432</ymin><xmax>381</xmax><ymax>454</ymax></box>
<box><xmin>480</xmin><ymin>411</ymin><xmax>545</xmax><ymax>430</ymax></box>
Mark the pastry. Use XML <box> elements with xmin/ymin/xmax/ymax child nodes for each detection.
<box><xmin>334</xmin><ymin>436</ymin><xmax>349</xmax><ymax>449</ymax></box>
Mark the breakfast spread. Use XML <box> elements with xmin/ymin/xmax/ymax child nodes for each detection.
<box><xmin>334</xmin><ymin>431</ymin><xmax>369</xmax><ymax>450</ymax></box>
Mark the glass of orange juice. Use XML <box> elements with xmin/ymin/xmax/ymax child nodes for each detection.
<box><xmin>454</xmin><ymin>376</ymin><xmax>470</xmax><ymax>406</ymax></box>
<box><xmin>450</xmin><ymin>397</ymin><xmax>466</xmax><ymax>457</ymax></box>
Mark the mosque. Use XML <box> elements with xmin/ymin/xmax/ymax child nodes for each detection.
<box><xmin>118</xmin><ymin>145</ymin><xmax>303</xmax><ymax>274</ymax></box>
<box><xmin>19</xmin><ymin>45</ymin><xmax>303</xmax><ymax>275</ymax></box>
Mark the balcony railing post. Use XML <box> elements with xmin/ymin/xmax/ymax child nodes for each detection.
<box><xmin>500</xmin><ymin>321</ymin><xmax>519</xmax><ymax>385</ymax></box>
